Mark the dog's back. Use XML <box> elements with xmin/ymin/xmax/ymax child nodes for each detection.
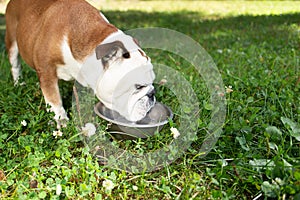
<box><xmin>5</xmin><ymin>0</ymin><xmax>116</xmax><ymax>69</ymax></box>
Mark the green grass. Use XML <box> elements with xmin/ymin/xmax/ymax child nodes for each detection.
<box><xmin>0</xmin><ymin>1</ymin><xmax>300</xmax><ymax>199</ymax></box>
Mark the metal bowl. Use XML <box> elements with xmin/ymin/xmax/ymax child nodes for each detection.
<box><xmin>94</xmin><ymin>101</ymin><xmax>173</xmax><ymax>139</ymax></box>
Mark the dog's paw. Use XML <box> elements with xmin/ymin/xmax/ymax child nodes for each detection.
<box><xmin>56</xmin><ymin>117</ymin><xmax>69</xmax><ymax>129</ymax></box>
<box><xmin>51</xmin><ymin>106</ymin><xmax>69</xmax><ymax>129</ymax></box>
<box><xmin>47</xmin><ymin>118</ymin><xmax>68</xmax><ymax>129</ymax></box>
<box><xmin>55</xmin><ymin>112</ymin><xmax>69</xmax><ymax>129</ymax></box>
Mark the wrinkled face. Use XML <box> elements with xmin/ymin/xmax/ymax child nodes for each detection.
<box><xmin>94</xmin><ymin>34</ymin><xmax>156</xmax><ymax>122</ymax></box>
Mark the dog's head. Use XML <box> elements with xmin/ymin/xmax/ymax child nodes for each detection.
<box><xmin>94</xmin><ymin>33</ymin><xmax>156</xmax><ymax>122</ymax></box>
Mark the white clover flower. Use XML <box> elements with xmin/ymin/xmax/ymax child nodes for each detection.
<box><xmin>21</xmin><ymin>120</ymin><xmax>27</xmax><ymax>126</ymax></box>
<box><xmin>82</xmin><ymin>123</ymin><xmax>96</xmax><ymax>137</ymax></box>
<box><xmin>170</xmin><ymin>127</ymin><xmax>180</xmax><ymax>139</ymax></box>
<box><xmin>215</xmin><ymin>85</ymin><xmax>220</xmax><ymax>90</ymax></box>
<box><xmin>217</xmin><ymin>49</ymin><xmax>223</xmax><ymax>54</ymax></box>
<box><xmin>102</xmin><ymin>179</ymin><xmax>115</xmax><ymax>191</ymax></box>
<box><xmin>159</xmin><ymin>78</ymin><xmax>167</xmax><ymax>85</ymax></box>
<box><xmin>53</xmin><ymin>130</ymin><xmax>63</xmax><ymax>138</ymax></box>
<box><xmin>225</xmin><ymin>85</ymin><xmax>233</xmax><ymax>93</ymax></box>
<box><xmin>132</xmin><ymin>185</ymin><xmax>138</xmax><ymax>191</ymax></box>
<box><xmin>56</xmin><ymin>184</ymin><xmax>62</xmax><ymax>196</ymax></box>
<box><xmin>274</xmin><ymin>177</ymin><xmax>284</xmax><ymax>186</ymax></box>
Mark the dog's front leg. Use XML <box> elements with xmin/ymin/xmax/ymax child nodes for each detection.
<box><xmin>39</xmin><ymin>71</ymin><xmax>69</xmax><ymax>129</ymax></box>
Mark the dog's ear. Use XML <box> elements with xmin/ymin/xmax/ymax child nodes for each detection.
<box><xmin>95</xmin><ymin>41</ymin><xmax>129</xmax><ymax>69</ymax></box>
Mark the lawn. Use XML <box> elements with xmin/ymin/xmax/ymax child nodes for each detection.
<box><xmin>0</xmin><ymin>0</ymin><xmax>300</xmax><ymax>199</ymax></box>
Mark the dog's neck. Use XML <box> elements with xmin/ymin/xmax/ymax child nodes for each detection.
<box><xmin>75</xmin><ymin>30</ymin><xmax>125</xmax><ymax>92</ymax></box>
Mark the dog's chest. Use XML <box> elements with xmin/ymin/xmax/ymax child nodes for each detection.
<box><xmin>56</xmin><ymin>36</ymin><xmax>103</xmax><ymax>90</ymax></box>
<box><xmin>56</xmin><ymin>36</ymin><xmax>83</xmax><ymax>81</ymax></box>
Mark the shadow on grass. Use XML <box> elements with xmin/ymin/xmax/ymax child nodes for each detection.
<box><xmin>0</xmin><ymin>10</ymin><xmax>299</xmax><ymax>53</ymax></box>
<box><xmin>102</xmin><ymin>10</ymin><xmax>300</xmax><ymax>50</ymax></box>
<box><xmin>0</xmin><ymin>13</ymin><xmax>5</xmax><ymax>50</ymax></box>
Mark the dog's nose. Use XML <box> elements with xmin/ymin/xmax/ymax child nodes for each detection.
<box><xmin>147</xmin><ymin>88</ymin><xmax>156</xmax><ymax>99</ymax></box>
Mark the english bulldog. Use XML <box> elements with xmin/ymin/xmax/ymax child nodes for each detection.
<box><xmin>5</xmin><ymin>0</ymin><xmax>156</xmax><ymax>128</ymax></box>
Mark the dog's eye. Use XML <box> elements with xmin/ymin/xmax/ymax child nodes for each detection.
<box><xmin>123</xmin><ymin>52</ymin><xmax>130</xmax><ymax>59</ymax></box>
<box><xmin>135</xmin><ymin>84</ymin><xmax>145</xmax><ymax>90</ymax></box>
